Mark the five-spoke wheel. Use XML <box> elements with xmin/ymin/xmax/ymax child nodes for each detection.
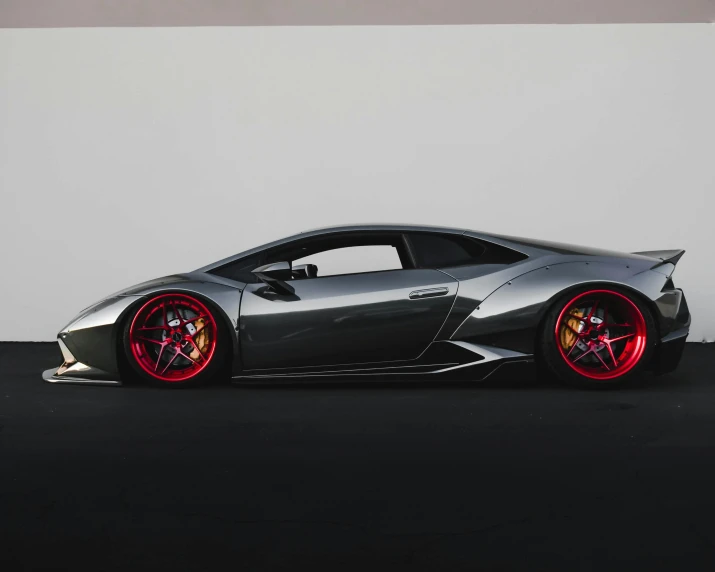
<box><xmin>123</xmin><ymin>293</ymin><xmax>224</xmax><ymax>386</ymax></box>
<box><xmin>541</xmin><ymin>288</ymin><xmax>655</xmax><ymax>387</ymax></box>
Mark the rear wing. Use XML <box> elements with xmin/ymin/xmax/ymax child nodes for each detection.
<box><xmin>632</xmin><ymin>249</ymin><xmax>685</xmax><ymax>266</ymax></box>
<box><xmin>632</xmin><ymin>249</ymin><xmax>685</xmax><ymax>276</ymax></box>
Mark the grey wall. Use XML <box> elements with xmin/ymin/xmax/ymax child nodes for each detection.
<box><xmin>2</xmin><ymin>0</ymin><xmax>714</xmax><ymax>26</ymax></box>
<box><xmin>0</xmin><ymin>25</ymin><xmax>713</xmax><ymax>341</ymax></box>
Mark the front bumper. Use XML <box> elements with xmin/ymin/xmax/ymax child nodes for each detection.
<box><xmin>42</xmin><ymin>338</ymin><xmax>121</xmax><ymax>386</ymax></box>
<box><xmin>42</xmin><ymin>295</ymin><xmax>142</xmax><ymax>385</ymax></box>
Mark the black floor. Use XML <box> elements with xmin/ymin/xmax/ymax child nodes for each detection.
<box><xmin>2</xmin><ymin>343</ymin><xmax>715</xmax><ymax>571</ymax></box>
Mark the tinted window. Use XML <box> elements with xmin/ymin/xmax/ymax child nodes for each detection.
<box><xmin>408</xmin><ymin>234</ymin><xmax>485</xmax><ymax>268</ymax></box>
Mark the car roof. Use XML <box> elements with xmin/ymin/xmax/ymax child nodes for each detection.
<box><xmin>195</xmin><ymin>223</ymin><xmax>652</xmax><ymax>273</ymax></box>
<box><xmin>297</xmin><ymin>223</ymin><xmax>464</xmax><ymax>235</ymax></box>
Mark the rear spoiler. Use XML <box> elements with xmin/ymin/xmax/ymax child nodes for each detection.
<box><xmin>632</xmin><ymin>249</ymin><xmax>685</xmax><ymax>265</ymax></box>
<box><xmin>632</xmin><ymin>249</ymin><xmax>685</xmax><ymax>275</ymax></box>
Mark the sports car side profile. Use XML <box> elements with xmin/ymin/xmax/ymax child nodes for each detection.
<box><xmin>43</xmin><ymin>224</ymin><xmax>691</xmax><ymax>389</ymax></box>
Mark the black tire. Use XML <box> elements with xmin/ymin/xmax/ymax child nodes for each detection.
<box><xmin>121</xmin><ymin>293</ymin><xmax>230</xmax><ymax>388</ymax></box>
<box><xmin>538</xmin><ymin>286</ymin><xmax>657</xmax><ymax>389</ymax></box>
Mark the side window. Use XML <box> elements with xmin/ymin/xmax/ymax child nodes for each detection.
<box><xmin>408</xmin><ymin>234</ymin><xmax>485</xmax><ymax>268</ymax></box>
<box><xmin>292</xmin><ymin>245</ymin><xmax>403</xmax><ymax>278</ymax></box>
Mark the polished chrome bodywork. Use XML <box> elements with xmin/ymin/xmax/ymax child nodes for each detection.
<box><xmin>43</xmin><ymin>224</ymin><xmax>691</xmax><ymax>385</ymax></box>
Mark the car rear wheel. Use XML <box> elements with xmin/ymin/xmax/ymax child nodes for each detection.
<box><xmin>122</xmin><ymin>293</ymin><xmax>227</xmax><ymax>387</ymax></box>
<box><xmin>539</xmin><ymin>288</ymin><xmax>656</xmax><ymax>388</ymax></box>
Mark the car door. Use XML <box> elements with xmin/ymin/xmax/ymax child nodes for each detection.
<box><xmin>239</xmin><ymin>267</ymin><xmax>457</xmax><ymax>371</ymax></box>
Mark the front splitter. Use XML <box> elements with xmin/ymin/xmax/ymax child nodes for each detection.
<box><xmin>42</xmin><ymin>366</ymin><xmax>122</xmax><ymax>386</ymax></box>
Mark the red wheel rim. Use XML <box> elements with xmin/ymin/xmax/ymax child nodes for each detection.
<box><xmin>555</xmin><ymin>290</ymin><xmax>647</xmax><ymax>380</ymax></box>
<box><xmin>129</xmin><ymin>293</ymin><xmax>217</xmax><ymax>382</ymax></box>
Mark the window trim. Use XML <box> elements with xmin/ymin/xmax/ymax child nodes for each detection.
<box><xmin>401</xmin><ymin>233</ymin><xmax>419</xmax><ymax>269</ymax></box>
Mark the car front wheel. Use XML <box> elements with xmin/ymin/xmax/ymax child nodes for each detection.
<box><xmin>122</xmin><ymin>293</ymin><xmax>226</xmax><ymax>387</ymax></box>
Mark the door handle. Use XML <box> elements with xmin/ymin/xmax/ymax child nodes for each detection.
<box><xmin>409</xmin><ymin>287</ymin><xmax>449</xmax><ymax>300</ymax></box>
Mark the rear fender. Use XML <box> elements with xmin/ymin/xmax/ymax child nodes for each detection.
<box><xmin>449</xmin><ymin>261</ymin><xmax>665</xmax><ymax>353</ymax></box>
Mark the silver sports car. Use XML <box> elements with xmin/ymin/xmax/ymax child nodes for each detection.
<box><xmin>43</xmin><ymin>224</ymin><xmax>690</xmax><ymax>388</ymax></box>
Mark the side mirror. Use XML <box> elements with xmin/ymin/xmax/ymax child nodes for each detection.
<box><xmin>292</xmin><ymin>264</ymin><xmax>318</xmax><ymax>279</ymax></box>
<box><xmin>252</xmin><ymin>261</ymin><xmax>295</xmax><ymax>295</ymax></box>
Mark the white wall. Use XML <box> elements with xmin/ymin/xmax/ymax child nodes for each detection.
<box><xmin>1</xmin><ymin>25</ymin><xmax>713</xmax><ymax>341</ymax></box>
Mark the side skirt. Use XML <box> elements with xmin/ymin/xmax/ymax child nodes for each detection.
<box><xmin>232</xmin><ymin>341</ymin><xmax>533</xmax><ymax>383</ymax></box>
